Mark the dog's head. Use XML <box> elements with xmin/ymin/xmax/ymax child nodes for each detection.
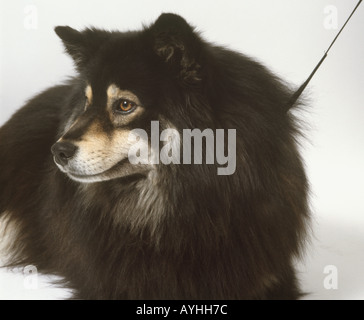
<box><xmin>51</xmin><ymin>14</ymin><xmax>205</xmax><ymax>183</ymax></box>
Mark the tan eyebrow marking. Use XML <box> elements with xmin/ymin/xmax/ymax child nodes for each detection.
<box><xmin>106</xmin><ymin>84</ymin><xmax>141</xmax><ymax>106</ymax></box>
<box><xmin>85</xmin><ymin>85</ymin><xmax>93</xmax><ymax>109</ymax></box>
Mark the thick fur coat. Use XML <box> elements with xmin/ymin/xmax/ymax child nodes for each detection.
<box><xmin>0</xmin><ymin>14</ymin><xmax>309</xmax><ymax>299</ymax></box>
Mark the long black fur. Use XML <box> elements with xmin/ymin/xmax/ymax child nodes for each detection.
<box><xmin>0</xmin><ymin>13</ymin><xmax>310</xmax><ymax>299</ymax></box>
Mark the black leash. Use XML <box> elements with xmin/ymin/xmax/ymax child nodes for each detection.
<box><xmin>287</xmin><ymin>0</ymin><xmax>362</xmax><ymax>109</ymax></box>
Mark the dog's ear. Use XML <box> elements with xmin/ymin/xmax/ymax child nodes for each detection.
<box><xmin>150</xmin><ymin>13</ymin><xmax>202</xmax><ymax>84</ymax></box>
<box><xmin>55</xmin><ymin>26</ymin><xmax>110</xmax><ymax>72</ymax></box>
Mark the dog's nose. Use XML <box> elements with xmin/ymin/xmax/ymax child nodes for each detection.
<box><xmin>51</xmin><ymin>141</ymin><xmax>78</xmax><ymax>166</ymax></box>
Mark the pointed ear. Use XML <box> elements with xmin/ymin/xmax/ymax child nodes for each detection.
<box><xmin>55</xmin><ymin>26</ymin><xmax>110</xmax><ymax>72</ymax></box>
<box><xmin>150</xmin><ymin>13</ymin><xmax>202</xmax><ymax>84</ymax></box>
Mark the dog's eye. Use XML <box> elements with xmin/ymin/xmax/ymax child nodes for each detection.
<box><xmin>115</xmin><ymin>99</ymin><xmax>137</xmax><ymax>114</ymax></box>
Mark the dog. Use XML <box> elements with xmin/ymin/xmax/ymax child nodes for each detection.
<box><xmin>0</xmin><ymin>13</ymin><xmax>310</xmax><ymax>299</ymax></box>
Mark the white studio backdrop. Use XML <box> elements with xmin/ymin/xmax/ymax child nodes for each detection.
<box><xmin>0</xmin><ymin>0</ymin><xmax>363</xmax><ymax>299</ymax></box>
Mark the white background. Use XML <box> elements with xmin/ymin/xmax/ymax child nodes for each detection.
<box><xmin>0</xmin><ymin>0</ymin><xmax>363</xmax><ymax>300</ymax></box>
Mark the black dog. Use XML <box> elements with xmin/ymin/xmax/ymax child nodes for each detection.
<box><xmin>0</xmin><ymin>13</ymin><xmax>309</xmax><ymax>299</ymax></box>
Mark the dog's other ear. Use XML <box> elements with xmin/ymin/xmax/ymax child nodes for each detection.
<box><xmin>150</xmin><ymin>13</ymin><xmax>202</xmax><ymax>84</ymax></box>
<box><xmin>55</xmin><ymin>26</ymin><xmax>110</xmax><ymax>72</ymax></box>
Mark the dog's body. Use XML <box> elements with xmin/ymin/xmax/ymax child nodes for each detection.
<box><xmin>0</xmin><ymin>14</ymin><xmax>309</xmax><ymax>299</ymax></box>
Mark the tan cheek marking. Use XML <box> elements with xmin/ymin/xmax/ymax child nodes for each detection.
<box><xmin>112</xmin><ymin>129</ymin><xmax>134</xmax><ymax>150</ymax></box>
<box><xmin>76</xmin><ymin>128</ymin><xmax>133</xmax><ymax>168</ymax></box>
<box><xmin>74</xmin><ymin>123</ymin><xmax>136</xmax><ymax>171</ymax></box>
<box><xmin>77</xmin><ymin>120</ymin><xmax>109</xmax><ymax>151</ymax></box>
<box><xmin>86</xmin><ymin>120</ymin><xmax>103</xmax><ymax>135</ymax></box>
<box><xmin>102</xmin><ymin>129</ymin><xmax>145</xmax><ymax>159</ymax></box>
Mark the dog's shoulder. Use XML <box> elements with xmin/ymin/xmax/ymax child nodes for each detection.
<box><xmin>0</xmin><ymin>84</ymin><xmax>74</xmax><ymax>212</ymax></box>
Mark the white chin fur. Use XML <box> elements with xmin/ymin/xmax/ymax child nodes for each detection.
<box><xmin>66</xmin><ymin>172</ymin><xmax>114</xmax><ymax>183</ymax></box>
<box><xmin>54</xmin><ymin>157</ymin><xmax>153</xmax><ymax>184</ymax></box>
<box><xmin>53</xmin><ymin>157</ymin><xmax>125</xmax><ymax>183</ymax></box>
